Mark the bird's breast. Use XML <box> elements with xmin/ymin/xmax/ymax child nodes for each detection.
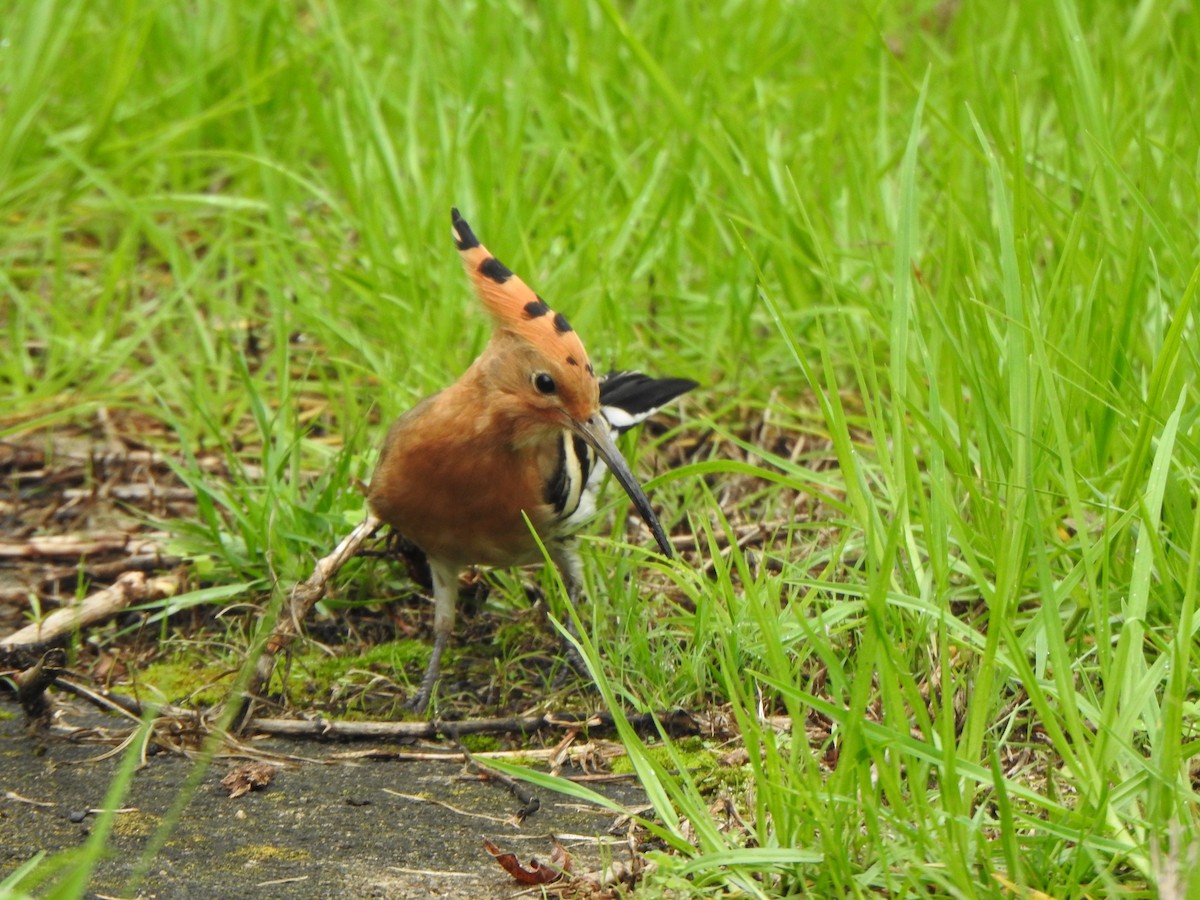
<box><xmin>367</xmin><ymin>404</ymin><xmax>584</xmax><ymax>568</ymax></box>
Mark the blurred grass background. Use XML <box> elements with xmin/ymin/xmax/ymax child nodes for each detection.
<box><xmin>3</xmin><ymin>0</ymin><xmax>1199</xmax><ymax>896</ymax></box>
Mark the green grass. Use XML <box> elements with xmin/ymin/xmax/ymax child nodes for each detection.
<box><xmin>4</xmin><ymin>0</ymin><xmax>1200</xmax><ymax>896</ymax></box>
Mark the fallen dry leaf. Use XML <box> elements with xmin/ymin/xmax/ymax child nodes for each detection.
<box><xmin>548</xmin><ymin>836</ymin><xmax>572</xmax><ymax>874</ymax></box>
<box><xmin>719</xmin><ymin>747</ymin><xmax>750</xmax><ymax>767</ymax></box>
<box><xmin>221</xmin><ymin>762</ymin><xmax>277</xmax><ymax>798</ymax></box>
<box><xmin>484</xmin><ymin>837</ymin><xmax>571</xmax><ymax>885</ymax></box>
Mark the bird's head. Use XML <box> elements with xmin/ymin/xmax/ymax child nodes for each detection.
<box><xmin>450</xmin><ymin>208</ymin><xmax>674</xmax><ymax>558</ymax></box>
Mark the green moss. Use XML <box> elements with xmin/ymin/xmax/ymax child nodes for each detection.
<box><xmin>112</xmin><ymin>810</ymin><xmax>162</xmax><ymax>839</ymax></box>
<box><xmin>610</xmin><ymin>738</ymin><xmax>719</xmax><ymax>780</ymax></box>
<box><xmin>136</xmin><ymin>657</ymin><xmax>234</xmax><ymax>707</ymax></box>
<box><xmin>459</xmin><ymin>734</ymin><xmax>502</xmax><ymax>753</ymax></box>
<box><xmin>491</xmin><ymin>754</ymin><xmax>540</xmax><ymax>769</ymax></box>
<box><xmin>266</xmin><ymin>639</ymin><xmax>441</xmax><ymax>719</ymax></box>
<box><xmin>228</xmin><ymin>844</ymin><xmax>312</xmax><ymax>863</ymax></box>
<box><xmin>300</xmin><ymin>639</ymin><xmax>430</xmax><ymax>682</ymax></box>
<box><xmin>285</xmin><ymin>639</ymin><xmax>428</xmax><ymax>691</ymax></box>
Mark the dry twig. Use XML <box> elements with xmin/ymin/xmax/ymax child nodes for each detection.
<box><xmin>0</xmin><ymin>555</ymin><xmax>184</xmax><ymax>609</ymax></box>
<box><xmin>232</xmin><ymin>514</ymin><xmax>381</xmax><ymax>727</ymax></box>
<box><xmin>1</xmin><ymin>570</ymin><xmax>184</xmax><ymax>663</ymax></box>
<box><xmin>247</xmin><ymin>708</ymin><xmax>700</xmax><ymax>741</ymax></box>
<box><xmin>0</xmin><ymin>533</ymin><xmax>171</xmax><ymax>559</ymax></box>
<box><xmin>12</xmin><ymin>648</ymin><xmax>67</xmax><ymax>719</ymax></box>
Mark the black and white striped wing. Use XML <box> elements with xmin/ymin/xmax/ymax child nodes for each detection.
<box><xmin>549</xmin><ymin>371</ymin><xmax>697</xmax><ymax>533</ymax></box>
<box><xmin>599</xmin><ymin>371</ymin><xmax>700</xmax><ymax>435</ymax></box>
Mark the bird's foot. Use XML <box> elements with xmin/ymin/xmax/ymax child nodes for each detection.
<box><xmin>404</xmin><ymin>683</ymin><xmax>434</xmax><ymax>715</ymax></box>
<box><xmin>552</xmin><ymin>638</ymin><xmax>591</xmax><ymax>688</ymax></box>
<box><xmin>405</xmin><ymin>657</ymin><xmax>441</xmax><ymax>715</ymax></box>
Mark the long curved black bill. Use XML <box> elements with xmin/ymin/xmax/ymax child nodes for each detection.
<box><xmin>571</xmin><ymin>414</ymin><xmax>674</xmax><ymax>558</ymax></box>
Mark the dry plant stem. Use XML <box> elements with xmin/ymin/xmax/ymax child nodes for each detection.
<box><xmin>0</xmin><ymin>533</ymin><xmax>171</xmax><ymax>559</ymax></box>
<box><xmin>0</xmin><ymin>441</ymin><xmax>265</xmax><ymax>481</ymax></box>
<box><xmin>249</xmin><ymin>708</ymin><xmax>701</xmax><ymax>741</ymax></box>
<box><xmin>0</xmin><ymin>571</ymin><xmax>183</xmax><ymax>663</ymax></box>
<box><xmin>50</xmin><ymin>675</ymin><xmax>202</xmax><ymax>724</ymax></box>
<box><xmin>238</xmin><ymin>514</ymin><xmax>381</xmax><ymax>724</ymax></box>
<box><xmin>331</xmin><ymin>746</ymin><xmax>600</xmax><ymax>763</ymax></box>
<box><xmin>61</xmin><ymin>485</ymin><xmax>197</xmax><ymax>502</ymax></box>
<box><xmin>0</xmin><ymin>554</ymin><xmax>185</xmax><ymax>607</ymax></box>
<box><xmin>458</xmin><ymin>745</ymin><xmax>540</xmax><ymax>820</ymax></box>
<box><xmin>0</xmin><ymin>568</ymin><xmax>202</xmax><ymax>727</ymax></box>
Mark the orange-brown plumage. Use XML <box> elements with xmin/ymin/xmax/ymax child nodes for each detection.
<box><xmin>367</xmin><ymin>209</ymin><xmax>690</xmax><ymax>713</ymax></box>
<box><xmin>369</xmin><ymin>367</ymin><xmax>564</xmax><ymax>569</ymax></box>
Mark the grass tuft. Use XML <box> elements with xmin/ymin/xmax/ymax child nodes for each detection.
<box><xmin>3</xmin><ymin>0</ymin><xmax>1199</xmax><ymax>895</ymax></box>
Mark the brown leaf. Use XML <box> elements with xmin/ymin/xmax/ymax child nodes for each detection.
<box><xmin>548</xmin><ymin>836</ymin><xmax>572</xmax><ymax>874</ymax></box>
<box><xmin>221</xmin><ymin>762</ymin><xmax>277</xmax><ymax>799</ymax></box>
<box><xmin>483</xmin><ymin>838</ymin><xmax>569</xmax><ymax>885</ymax></box>
<box><xmin>719</xmin><ymin>747</ymin><xmax>750</xmax><ymax>767</ymax></box>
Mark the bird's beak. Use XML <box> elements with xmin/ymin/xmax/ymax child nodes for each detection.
<box><xmin>571</xmin><ymin>414</ymin><xmax>675</xmax><ymax>558</ymax></box>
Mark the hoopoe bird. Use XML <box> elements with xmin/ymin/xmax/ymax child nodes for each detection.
<box><xmin>368</xmin><ymin>209</ymin><xmax>696</xmax><ymax>713</ymax></box>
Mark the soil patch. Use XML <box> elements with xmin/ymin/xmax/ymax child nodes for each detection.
<box><xmin>1</xmin><ymin>703</ymin><xmax>648</xmax><ymax>898</ymax></box>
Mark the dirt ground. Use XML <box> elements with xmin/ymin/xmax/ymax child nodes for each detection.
<box><xmin>0</xmin><ymin>702</ymin><xmax>650</xmax><ymax>898</ymax></box>
<box><xmin>0</xmin><ymin>427</ymin><xmax>668</xmax><ymax>895</ymax></box>
<box><xmin>0</xmin><ymin>417</ymin><xmax>788</xmax><ymax>897</ymax></box>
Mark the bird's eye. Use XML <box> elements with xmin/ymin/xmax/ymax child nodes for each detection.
<box><xmin>533</xmin><ymin>373</ymin><xmax>557</xmax><ymax>395</ymax></box>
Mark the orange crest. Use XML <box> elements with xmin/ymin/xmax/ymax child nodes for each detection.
<box><xmin>450</xmin><ymin>209</ymin><xmax>601</xmax><ymax>422</ymax></box>
<box><xmin>451</xmin><ymin>209</ymin><xmax>596</xmax><ymax>379</ymax></box>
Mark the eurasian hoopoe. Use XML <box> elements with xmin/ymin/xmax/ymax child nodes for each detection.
<box><xmin>368</xmin><ymin>209</ymin><xmax>695</xmax><ymax>712</ymax></box>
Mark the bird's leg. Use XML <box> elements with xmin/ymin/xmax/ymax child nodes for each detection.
<box><xmin>550</xmin><ymin>538</ymin><xmax>591</xmax><ymax>680</ymax></box>
<box><xmin>407</xmin><ymin>560</ymin><xmax>460</xmax><ymax>714</ymax></box>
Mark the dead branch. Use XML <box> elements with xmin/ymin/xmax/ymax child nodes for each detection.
<box><xmin>460</xmin><ymin>747</ymin><xmax>541</xmax><ymax>821</ymax></box>
<box><xmin>0</xmin><ymin>666</ymin><xmax>206</xmax><ymax>734</ymax></box>
<box><xmin>61</xmin><ymin>485</ymin><xmax>197</xmax><ymax>503</ymax></box>
<box><xmin>51</xmin><ymin>676</ymin><xmax>154</xmax><ymax>720</ymax></box>
<box><xmin>0</xmin><ymin>554</ymin><xmax>184</xmax><ymax>607</ymax></box>
<box><xmin>14</xmin><ymin>648</ymin><xmax>67</xmax><ymax>719</ymax></box>
<box><xmin>328</xmin><ymin>746</ymin><xmax>580</xmax><ymax>763</ymax></box>
<box><xmin>0</xmin><ymin>570</ymin><xmax>184</xmax><ymax>663</ymax></box>
<box><xmin>247</xmin><ymin>708</ymin><xmax>701</xmax><ymax>741</ymax></box>
<box><xmin>0</xmin><ymin>440</ymin><xmax>264</xmax><ymax>481</ymax></box>
<box><xmin>232</xmin><ymin>514</ymin><xmax>381</xmax><ymax>727</ymax></box>
<box><xmin>0</xmin><ymin>532</ymin><xmax>171</xmax><ymax>559</ymax></box>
